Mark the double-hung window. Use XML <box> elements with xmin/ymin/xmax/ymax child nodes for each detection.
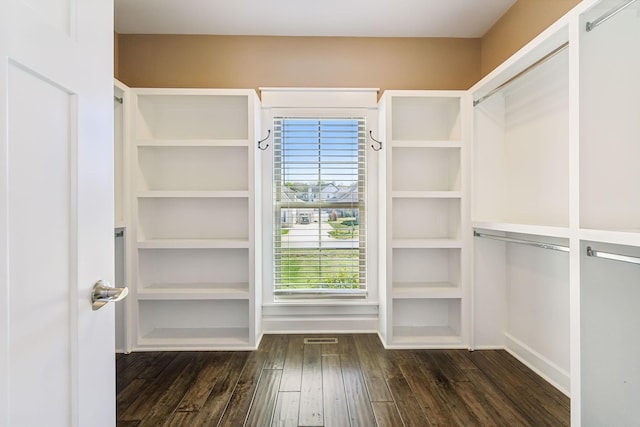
<box><xmin>273</xmin><ymin>117</ymin><xmax>366</xmax><ymax>298</ymax></box>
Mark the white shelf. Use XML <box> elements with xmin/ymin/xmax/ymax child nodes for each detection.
<box><xmin>137</xmin><ymin>283</ymin><xmax>250</xmax><ymax>300</ymax></box>
<box><xmin>390</xmin><ymin>295</ymin><xmax>463</xmax><ymax>345</ymax></box>
<box><xmin>137</xmin><ymin>191</ymin><xmax>250</xmax><ymax>198</ymax></box>
<box><xmin>392</xmin><ymin>282</ymin><xmax>461</xmax><ymax>299</ymax></box>
<box><xmin>391</xmin><ymin>239</ymin><xmax>462</xmax><ymax>249</ymax></box>
<box><xmin>137</xmin><ymin>239</ymin><xmax>250</xmax><ymax>249</ymax></box>
<box><xmin>579</xmin><ymin>228</ymin><xmax>640</xmax><ymax>247</ymax></box>
<box><xmin>390</xmin><ymin>140</ymin><xmax>462</xmax><ymax>148</ymax></box>
<box><xmin>391</xmin><ymin>326</ymin><xmax>463</xmax><ymax>345</ymax></box>
<box><xmin>139</xmin><ymin>327</ymin><xmax>250</xmax><ymax>346</ymax></box>
<box><xmin>392</xmin><ymin>191</ymin><xmax>461</xmax><ymax>199</ymax></box>
<box><xmin>137</xmin><ymin>299</ymin><xmax>251</xmax><ymax>346</ymax></box>
<box><xmin>136</xmin><ymin>139</ymin><xmax>249</xmax><ymax>147</ymax></box>
<box><xmin>472</xmin><ymin>222</ymin><xmax>571</xmax><ymax>238</ymax></box>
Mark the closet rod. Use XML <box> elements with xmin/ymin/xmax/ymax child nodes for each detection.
<box><xmin>586</xmin><ymin>0</ymin><xmax>638</xmax><ymax>32</ymax></box>
<box><xmin>586</xmin><ymin>246</ymin><xmax>640</xmax><ymax>265</ymax></box>
<box><xmin>473</xmin><ymin>42</ymin><xmax>569</xmax><ymax>107</ymax></box>
<box><xmin>114</xmin><ymin>96</ymin><xmax>123</xmax><ymax>104</ymax></box>
<box><xmin>473</xmin><ymin>231</ymin><xmax>570</xmax><ymax>252</ymax></box>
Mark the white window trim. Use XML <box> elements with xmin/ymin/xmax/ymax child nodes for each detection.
<box><xmin>260</xmin><ymin>88</ymin><xmax>379</xmax><ymax>311</ymax></box>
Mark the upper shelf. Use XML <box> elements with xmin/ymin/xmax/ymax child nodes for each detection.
<box><xmin>135</xmin><ymin>93</ymin><xmax>250</xmax><ymax>140</ymax></box>
<box><xmin>387</xmin><ymin>93</ymin><xmax>462</xmax><ymax>142</ymax></box>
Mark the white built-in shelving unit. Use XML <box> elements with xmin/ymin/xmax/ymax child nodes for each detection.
<box><xmin>470</xmin><ymin>0</ymin><xmax>640</xmax><ymax>424</ymax></box>
<box><xmin>129</xmin><ymin>88</ymin><xmax>262</xmax><ymax>350</ymax></box>
<box><xmin>378</xmin><ymin>91</ymin><xmax>469</xmax><ymax>348</ymax></box>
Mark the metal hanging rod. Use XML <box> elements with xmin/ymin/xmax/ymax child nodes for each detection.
<box><xmin>114</xmin><ymin>96</ymin><xmax>123</xmax><ymax>104</ymax></box>
<box><xmin>473</xmin><ymin>41</ymin><xmax>569</xmax><ymax>107</ymax></box>
<box><xmin>586</xmin><ymin>0</ymin><xmax>638</xmax><ymax>32</ymax></box>
<box><xmin>473</xmin><ymin>231</ymin><xmax>569</xmax><ymax>252</ymax></box>
<box><xmin>586</xmin><ymin>246</ymin><xmax>640</xmax><ymax>265</ymax></box>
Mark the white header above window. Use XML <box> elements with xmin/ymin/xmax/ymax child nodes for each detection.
<box><xmin>260</xmin><ymin>88</ymin><xmax>379</xmax><ymax>109</ymax></box>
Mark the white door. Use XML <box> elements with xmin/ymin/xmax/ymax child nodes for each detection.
<box><xmin>0</xmin><ymin>0</ymin><xmax>115</xmax><ymax>426</ymax></box>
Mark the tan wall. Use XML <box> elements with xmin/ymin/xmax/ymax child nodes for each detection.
<box><xmin>480</xmin><ymin>0</ymin><xmax>581</xmax><ymax>76</ymax></box>
<box><xmin>116</xmin><ymin>35</ymin><xmax>481</xmax><ymax>92</ymax></box>
<box><xmin>116</xmin><ymin>0</ymin><xmax>581</xmax><ymax>90</ymax></box>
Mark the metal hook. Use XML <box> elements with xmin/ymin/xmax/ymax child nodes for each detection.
<box><xmin>370</xmin><ymin>130</ymin><xmax>382</xmax><ymax>151</ymax></box>
<box><xmin>258</xmin><ymin>130</ymin><xmax>271</xmax><ymax>150</ymax></box>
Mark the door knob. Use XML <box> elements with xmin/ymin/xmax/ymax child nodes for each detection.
<box><xmin>91</xmin><ymin>280</ymin><xmax>129</xmax><ymax>311</ymax></box>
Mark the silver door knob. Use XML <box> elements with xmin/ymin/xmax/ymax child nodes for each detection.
<box><xmin>91</xmin><ymin>280</ymin><xmax>129</xmax><ymax>311</ymax></box>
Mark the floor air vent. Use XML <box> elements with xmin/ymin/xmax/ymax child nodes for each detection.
<box><xmin>304</xmin><ymin>337</ymin><xmax>338</xmax><ymax>345</ymax></box>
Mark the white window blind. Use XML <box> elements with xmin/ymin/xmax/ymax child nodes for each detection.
<box><xmin>273</xmin><ymin>118</ymin><xmax>366</xmax><ymax>297</ymax></box>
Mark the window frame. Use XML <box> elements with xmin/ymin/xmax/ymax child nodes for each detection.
<box><xmin>260</xmin><ymin>100</ymin><xmax>379</xmax><ymax>306</ymax></box>
<box><xmin>272</xmin><ymin>117</ymin><xmax>367</xmax><ymax>298</ymax></box>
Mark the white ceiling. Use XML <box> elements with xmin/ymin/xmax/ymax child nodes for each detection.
<box><xmin>114</xmin><ymin>0</ymin><xmax>517</xmax><ymax>38</ymax></box>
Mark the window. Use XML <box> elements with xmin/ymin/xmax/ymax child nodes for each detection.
<box><xmin>273</xmin><ymin>118</ymin><xmax>366</xmax><ymax>297</ymax></box>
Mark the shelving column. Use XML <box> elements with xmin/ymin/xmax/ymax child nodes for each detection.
<box><xmin>129</xmin><ymin>88</ymin><xmax>261</xmax><ymax>351</ymax></box>
<box><xmin>379</xmin><ymin>91</ymin><xmax>468</xmax><ymax>349</ymax></box>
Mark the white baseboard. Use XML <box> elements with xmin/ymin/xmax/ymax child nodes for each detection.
<box><xmin>505</xmin><ymin>333</ymin><xmax>570</xmax><ymax>396</ymax></box>
<box><xmin>261</xmin><ymin>303</ymin><xmax>379</xmax><ymax>333</ymax></box>
<box><xmin>262</xmin><ymin>315</ymin><xmax>378</xmax><ymax>334</ymax></box>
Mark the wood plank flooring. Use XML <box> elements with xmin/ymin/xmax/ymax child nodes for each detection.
<box><xmin>116</xmin><ymin>334</ymin><xmax>570</xmax><ymax>426</ymax></box>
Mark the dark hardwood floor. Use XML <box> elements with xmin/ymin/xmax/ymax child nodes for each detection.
<box><xmin>116</xmin><ymin>334</ymin><xmax>570</xmax><ymax>426</ymax></box>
